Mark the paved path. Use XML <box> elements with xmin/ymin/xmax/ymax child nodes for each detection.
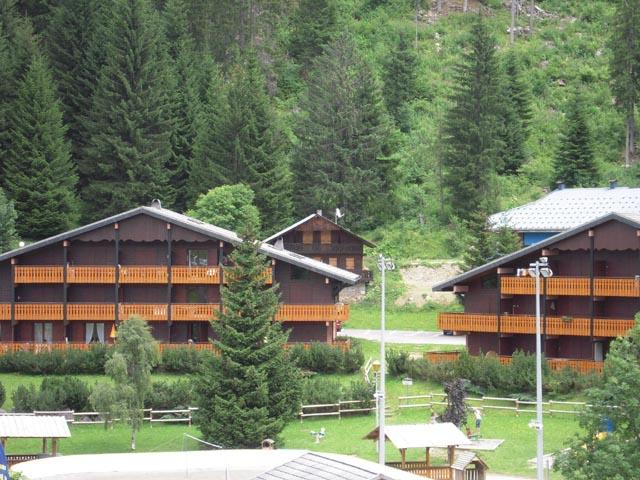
<box><xmin>487</xmin><ymin>475</ymin><xmax>533</xmax><ymax>480</ymax></box>
<box><xmin>338</xmin><ymin>329</ymin><xmax>465</xmax><ymax>346</ymax></box>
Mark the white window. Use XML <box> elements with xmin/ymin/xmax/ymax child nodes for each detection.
<box><xmin>34</xmin><ymin>322</ymin><xmax>53</xmax><ymax>343</ymax></box>
<box><xmin>188</xmin><ymin>249</ymin><xmax>208</xmax><ymax>267</ymax></box>
<box><xmin>85</xmin><ymin>323</ymin><xmax>105</xmax><ymax>344</ymax></box>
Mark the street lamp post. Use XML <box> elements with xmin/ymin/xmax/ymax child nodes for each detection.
<box><xmin>527</xmin><ymin>257</ymin><xmax>553</xmax><ymax>480</ymax></box>
<box><xmin>377</xmin><ymin>254</ymin><xmax>395</xmax><ymax>466</ymax></box>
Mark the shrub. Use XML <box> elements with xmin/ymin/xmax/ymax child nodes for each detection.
<box><xmin>387</xmin><ymin>348</ymin><xmax>410</xmax><ymax>377</ymax></box>
<box><xmin>341</xmin><ymin>340</ymin><xmax>364</xmax><ymax>373</ymax></box>
<box><xmin>38</xmin><ymin>376</ymin><xmax>91</xmax><ymax>411</ymax></box>
<box><xmin>0</xmin><ymin>381</ymin><xmax>5</xmax><ymax>408</ymax></box>
<box><xmin>302</xmin><ymin>377</ymin><xmax>342</xmax><ymax>405</ymax></box>
<box><xmin>506</xmin><ymin>350</ymin><xmax>545</xmax><ymax>393</ymax></box>
<box><xmin>12</xmin><ymin>384</ymin><xmax>38</xmax><ymax>412</ymax></box>
<box><xmin>145</xmin><ymin>379</ymin><xmax>195</xmax><ymax>409</ymax></box>
<box><xmin>0</xmin><ymin>345</ymin><xmax>109</xmax><ymax>375</ymax></box>
<box><xmin>158</xmin><ymin>347</ymin><xmax>210</xmax><ymax>373</ymax></box>
<box><xmin>289</xmin><ymin>342</ymin><xmax>364</xmax><ymax>374</ymax></box>
<box><xmin>345</xmin><ymin>379</ymin><xmax>375</xmax><ymax>408</ymax></box>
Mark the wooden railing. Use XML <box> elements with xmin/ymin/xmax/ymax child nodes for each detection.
<box><xmin>285</xmin><ymin>243</ymin><xmax>362</xmax><ymax>254</ymax></box>
<box><xmin>119</xmin><ymin>303</ymin><xmax>168</xmax><ymax>321</ymax></box>
<box><xmin>275</xmin><ymin>304</ymin><xmax>349</xmax><ymax>322</ymax></box>
<box><xmin>67</xmin><ymin>304</ymin><xmax>115</xmax><ymax>321</ymax></box>
<box><xmin>171</xmin><ymin>304</ymin><xmax>219</xmax><ymax>321</ymax></box>
<box><xmin>171</xmin><ymin>266</ymin><xmax>220</xmax><ymax>284</ymax></box>
<box><xmin>501</xmin><ymin>276</ymin><xmax>640</xmax><ymax>297</ymax></box>
<box><xmin>0</xmin><ymin>304</ymin><xmax>9</xmax><ymax>320</ymax></box>
<box><xmin>14</xmin><ymin>266</ymin><xmax>63</xmax><ymax>283</ymax></box>
<box><xmin>424</xmin><ymin>351</ymin><xmax>462</xmax><ymax>363</ymax></box>
<box><xmin>67</xmin><ymin>266</ymin><xmax>116</xmax><ymax>283</ymax></box>
<box><xmin>438</xmin><ymin>312</ymin><xmax>635</xmax><ymax>337</ymax></box>
<box><xmin>15</xmin><ymin>303</ymin><xmax>64</xmax><ymax>321</ymax></box>
<box><xmin>499</xmin><ymin>356</ymin><xmax>604</xmax><ymax>374</ymax></box>
<box><xmin>222</xmin><ymin>267</ymin><xmax>273</xmax><ymax>284</ymax></box>
<box><xmin>385</xmin><ymin>463</ymin><xmax>451</xmax><ymax>480</ymax></box>
<box><xmin>119</xmin><ymin>266</ymin><xmax>168</xmax><ymax>284</ymax></box>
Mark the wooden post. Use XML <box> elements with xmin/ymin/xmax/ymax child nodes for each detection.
<box><xmin>166</xmin><ymin>223</ymin><xmax>172</xmax><ymax>340</ymax></box>
<box><xmin>496</xmin><ymin>269</ymin><xmax>502</xmax><ymax>355</ymax></box>
<box><xmin>448</xmin><ymin>445</ymin><xmax>455</xmax><ymax>465</ymax></box>
<box><xmin>425</xmin><ymin>447</ymin><xmax>430</xmax><ymax>466</ymax></box>
<box><xmin>589</xmin><ymin>230</ymin><xmax>595</xmax><ymax>358</ymax></box>
<box><xmin>218</xmin><ymin>241</ymin><xmax>225</xmax><ymax>311</ymax></box>
<box><xmin>114</xmin><ymin>223</ymin><xmax>120</xmax><ymax>327</ymax></box>
<box><xmin>52</xmin><ymin>438</ymin><xmax>58</xmax><ymax>456</ymax></box>
<box><xmin>400</xmin><ymin>448</ymin><xmax>406</xmax><ymax>468</ymax></box>
<box><xmin>42</xmin><ymin>437</ymin><xmax>47</xmax><ymax>454</ymax></box>
<box><xmin>542</xmin><ymin>275</ymin><xmax>547</xmax><ymax>354</ymax></box>
<box><xmin>63</xmin><ymin>241</ymin><xmax>69</xmax><ymax>329</ymax></box>
<box><xmin>10</xmin><ymin>258</ymin><xmax>16</xmax><ymax>340</ymax></box>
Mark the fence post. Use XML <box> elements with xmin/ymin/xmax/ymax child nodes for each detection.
<box><xmin>515</xmin><ymin>399</ymin><xmax>519</xmax><ymax>416</ymax></box>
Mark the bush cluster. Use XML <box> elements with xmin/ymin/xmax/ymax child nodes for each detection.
<box><xmin>157</xmin><ymin>347</ymin><xmax>215</xmax><ymax>373</ymax></box>
<box><xmin>389</xmin><ymin>350</ymin><xmax>602</xmax><ymax>395</ymax></box>
<box><xmin>144</xmin><ymin>379</ymin><xmax>195</xmax><ymax>410</ymax></box>
<box><xmin>0</xmin><ymin>345</ymin><xmax>110</xmax><ymax>374</ymax></box>
<box><xmin>301</xmin><ymin>377</ymin><xmax>374</xmax><ymax>408</ymax></box>
<box><xmin>12</xmin><ymin>376</ymin><xmax>91</xmax><ymax>412</ymax></box>
<box><xmin>288</xmin><ymin>340</ymin><xmax>364</xmax><ymax>374</ymax></box>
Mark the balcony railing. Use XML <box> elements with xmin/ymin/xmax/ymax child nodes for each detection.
<box><xmin>438</xmin><ymin>312</ymin><xmax>635</xmax><ymax>338</ymax></box>
<box><xmin>172</xmin><ymin>266</ymin><xmax>220</xmax><ymax>284</ymax></box>
<box><xmin>501</xmin><ymin>276</ymin><xmax>640</xmax><ymax>297</ymax></box>
<box><xmin>285</xmin><ymin>243</ymin><xmax>362</xmax><ymax>254</ymax></box>
<box><xmin>0</xmin><ymin>303</ymin><xmax>349</xmax><ymax>323</ymax></box>
<box><xmin>67</xmin><ymin>266</ymin><xmax>116</xmax><ymax>283</ymax></box>
<box><xmin>119</xmin><ymin>266</ymin><xmax>168</xmax><ymax>284</ymax></box>
<box><xmin>14</xmin><ymin>266</ymin><xmax>63</xmax><ymax>283</ymax></box>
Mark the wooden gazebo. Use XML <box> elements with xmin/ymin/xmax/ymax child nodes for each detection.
<box><xmin>0</xmin><ymin>415</ymin><xmax>70</xmax><ymax>467</ymax></box>
<box><xmin>365</xmin><ymin>423</ymin><xmax>486</xmax><ymax>480</ymax></box>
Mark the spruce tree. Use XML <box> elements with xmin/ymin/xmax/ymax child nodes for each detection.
<box><xmin>194</xmin><ymin>228</ymin><xmax>302</xmax><ymax>447</ymax></box>
<box><xmin>45</xmin><ymin>0</ymin><xmax>107</xmax><ymax>164</ymax></box>
<box><xmin>289</xmin><ymin>0</ymin><xmax>338</xmax><ymax>67</ymax></box>
<box><xmin>383</xmin><ymin>33</ymin><xmax>419</xmax><ymax>132</ymax></box>
<box><xmin>81</xmin><ymin>0</ymin><xmax>172</xmax><ymax>220</ymax></box>
<box><xmin>442</xmin><ymin>17</ymin><xmax>502</xmax><ymax>221</ymax></box>
<box><xmin>292</xmin><ymin>34</ymin><xmax>398</xmax><ymax>231</ymax></box>
<box><xmin>0</xmin><ymin>188</ymin><xmax>18</xmax><ymax>253</ymax></box>
<box><xmin>553</xmin><ymin>91</ymin><xmax>599</xmax><ymax>188</ymax></box>
<box><xmin>3</xmin><ymin>55</ymin><xmax>79</xmax><ymax>239</ymax></box>
<box><xmin>609</xmin><ymin>0</ymin><xmax>640</xmax><ymax>166</ymax></box>
<box><xmin>498</xmin><ymin>51</ymin><xmax>532</xmax><ymax>174</ymax></box>
<box><xmin>463</xmin><ymin>211</ymin><xmax>520</xmax><ymax>270</ymax></box>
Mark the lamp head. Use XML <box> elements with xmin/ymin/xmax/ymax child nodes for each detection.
<box><xmin>540</xmin><ymin>267</ymin><xmax>553</xmax><ymax>278</ymax></box>
<box><xmin>371</xmin><ymin>360</ymin><xmax>381</xmax><ymax>373</ymax></box>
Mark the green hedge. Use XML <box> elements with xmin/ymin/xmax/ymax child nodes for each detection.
<box><xmin>288</xmin><ymin>340</ymin><xmax>364</xmax><ymax>374</ymax></box>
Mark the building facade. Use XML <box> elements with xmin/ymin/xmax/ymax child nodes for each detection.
<box><xmin>264</xmin><ymin>212</ymin><xmax>375</xmax><ymax>283</ymax></box>
<box><xmin>434</xmin><ymin>213</ymin><xmax>640</xmax><ymax>370</ymax></box>
<box><xmin>0</xmin><ymin>205</ymin><xmax>359</xmax><ymax>346</ymax></box>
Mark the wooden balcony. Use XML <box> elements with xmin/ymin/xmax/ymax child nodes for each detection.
<box><xmin>0</xmin><ymin>303</ymin><xmax>349</xmax><ymax>323</ymax></box>
<box><xmin>499</xmin><ymin>356</ymin><xmax>604</xmax><ymax>374</ymax></box>
<box><xmin>172</xmin><ymin>266</ymin><xmax>220</xmax><ymax>284</ymax></box>
<box><xmin>14</xmin><ymin>266</ymin><xmax>63</xmax><ymax>283</ymax></box>
<box><xmin>119</xmin><ymin>266</ymin><xmax>168</xmax><ymax>284</ymax></box>
<box><xmin>285</xmin><ymin>243</ymin><xmax>362</xmax><ymax>254</ymax></box>
<box><xmin>438</xmin><ymin>312</ymin><xmax>635</xmax><ymax>338</ymax></box>
<box><xmin>501</xmin><ymin>276</ymin><xmax>640</xmax><ymax>297</ymax></box>
<box><xmin>222</xmin><ymin>267</ymin><xmax>273</xmax><ymax>285</ymax></box>
<box><xmin>67</xmin><ymin>266</ymin><xmax>116</xmax><ymax>283</ymax></box>
<box><xmin>275</xmin><ymin>304</ymin><xmax>349</xmax><ymax>322</ymax></box>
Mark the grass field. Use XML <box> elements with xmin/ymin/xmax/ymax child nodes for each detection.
<box><xmin>347</xmin><ymin>304</ymin><xmax>444</xmax><ymax>331</ymax></box>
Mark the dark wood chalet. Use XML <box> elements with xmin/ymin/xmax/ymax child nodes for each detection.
<box><xmin>433</xmin><ymin>212</ymin><xmax>640</xmax><ymax>373</ymax></box>
<box><xmin>264</xmin><ymin>211</ymin><xmax>375</xmax><ymax>283</ymax></box>
<box><xmin>0</xmin><ymin>204</ymin><xmax>360</xmax><ymax>349</ymax></box>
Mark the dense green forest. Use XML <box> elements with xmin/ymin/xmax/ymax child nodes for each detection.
<box><xmin>0</xmin><ymin>0</ymin><xmax>638</xmax><ymax>263</ymax></box>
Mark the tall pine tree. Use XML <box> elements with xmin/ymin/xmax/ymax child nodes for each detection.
<box><xmin>553</xmin><ymin>90</ymin><xmax>599</xmax><ymax>188</ymax></box>
<box><xmin>289</xmin><ymin>0</ymin><xmax>338</xmax><ymax>67</ymax></box>
<box><xmin>292</xmin><ymin>34</ymin><xmax>398</xmax><ymax>231</ymax></box>
<box><xmin>497</xmin><ymin>51</ymin><xmax>532</xmax><ymax>174</ymax></box>
<box><xmin>383</xmin><ymin>33</ymin><xmax>419</xmax><ymax>132</ymax></box>
<box><xmin>3</xmin><ymin>55</ymin><xmax>79</xmax><ymax>239</ymax></box>
<box><xmin>442</xmin><ymin>17</ymin><xmax>502</xmax><ymax>221</ymax></box>
<box><xmin>609</xmin><ymin>0</ymin><xmax>640</xmax><ymax>166</ymax></box>
<box><xmin>0</xmin><ymin>188</ymin><xmax>18</xmax><ymax>253</ymax></box>
<box><xmin>81</xmin><ymin>0</ymin><xmax>172</xmax><ymax>220</ymax></box>
<box><xmin>194</xmin><ymin>228</ymin><xmax>301</xmax><ymax>447</ymax></box>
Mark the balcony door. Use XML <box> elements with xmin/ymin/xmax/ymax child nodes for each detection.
<box><xmin>34</xmin><ymin>322</ymin><xmax>53</xmax><ymax>343</ymax></box>
<box><xmin>85</xmin><ymin>322</ymin><xmax>105</xmax><ymax>344</ymax></box>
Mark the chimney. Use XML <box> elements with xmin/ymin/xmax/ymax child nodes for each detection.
<box><xmin>150</xmin><ymin>199</ymin><xmax>162</xmax><ymax>209</ymax></box>
<box><xmin>555</xmin><ymin>181</ymin><xmax>565</xmax><ymax>191</ymax></box>
<box><xmin>609</xmin><ymin>179</ymin><xmax>618</xmax><ymax>189</ymax></box>
<box><xmin>316</xmin><ymin>209</ymin><xmax>323</xmax><ymax>216</ymax></box>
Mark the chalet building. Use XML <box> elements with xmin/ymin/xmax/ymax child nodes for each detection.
<box><xmin>264</xmin><ymin>211</ymin><xmax>375</xmax><ymax>283</ymax></box>
<box><xmin>433</xmin><ymin>212</ymin><xmax>640</xmax><ymax>372</ymax></box>
<box><xmin>0</xmin><ymin>203</ymin><xmax>360</xmax><ymax>346</ymax></box>
<box><xmin>490</xmin><ymin>181</ymin><xmax>640</xmax><ymax>246</ymax></box>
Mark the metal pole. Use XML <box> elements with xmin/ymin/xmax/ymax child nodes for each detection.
<box><xmin>535</xmin><ymin>261</ymin><xmax>544</xmax><ymax>480</ymax></box>
<box><xmin>379</xmin><ymin>258</ymin><xmax>386</xmax><ymax>466</ymax></box>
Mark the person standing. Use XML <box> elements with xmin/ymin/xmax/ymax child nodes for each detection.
<box><xmin>474</xmin><ymin>408</ymin><xmax>483</xmax><ymax>437</ymax></box>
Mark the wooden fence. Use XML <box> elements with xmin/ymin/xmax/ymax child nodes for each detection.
<box><xmin>299</xmin><ymin>399</ymin><xmax>375</xmax><ymax>421</ymax></box>
<box><xmin>14</xmin><ymin>407</ymin><xmax>200</xmax><ymax>426</ymax></box>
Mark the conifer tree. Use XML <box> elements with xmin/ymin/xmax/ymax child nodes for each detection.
<box><xmin>553</xmin><ymin>91</ymin><xmax>599</xmax><ymax>188</ymax></box>
<box><xmin>289</xmin><ymin>0</ymin><xmax>338</xmax><ymax>67</ymax></box>
<box><xmin>3</xmin><ymin>55</ymin><xmax>79</xmax><ymax>239</ymax></box>
<box><xmin>292</xmin><ymin>34</ymin><xmax>398</xmax><ymax>231</ymax></box>
<box><xmin>609</xmin><ymin>0</ymin><xmax>640</xmax><ymax>166</ymax></box>
<box><xmin>81</xmin><ymin>0</ymin><xmax>172</xmax><ymax>220</ymax></box>
<box><xmin>0</xmin><ymin>188</ymin><xmax>18</xmax><ymax>253</ymax></box>
<box><xmin>45</xmin><ymin>0</ymin><xmax>106</xmax><ymax>163</ymax></box>
<box><xmin>195</xmin><ymin>229</ymin><xmax>302</xmax><ymax>447</ymax></box>
<box><xmin>383</xmin><ymin>33</ymin><xmax>419</xmax><ymax>132</ymax></box>
<box><xmin>463</xmin><ymin>211</ymin><xmax>520</xmax><ymax>270</ymax></box>
<box><xmin>498</xmin><ymin>51</ymin><xmax>531</xmax><ymax>174</ymax></box>
<box><xmin>191</xmin><ymin>52</ymin><xmax>293</xmax><ymax>231</ymax></box>
<box><xmin>442</xmin><ymin>17</ymin><xmax>502</xmax><ymax>221</ymax></box>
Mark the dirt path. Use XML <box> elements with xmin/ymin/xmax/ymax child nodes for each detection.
<box><xmin>395</xmin><ymin>261</ymin><xmax>461</xmax><ymax>308</ymax></box>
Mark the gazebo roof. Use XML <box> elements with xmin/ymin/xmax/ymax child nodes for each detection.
<box><xmin>451</xmin><ymin>450</ymin><xmax>488</xmax><ymax>471</ymax></box>
<box><xmin>0</xmin><ymin>415</ymin><xmax>70</xmax><ymax>438</ymax></box>
<box><xmin>365</xmin><ymin>423</ymin><xmax>471</xmax><ymax>449</ymax></box>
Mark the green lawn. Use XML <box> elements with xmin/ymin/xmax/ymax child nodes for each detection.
<box><xmin>347</xmin><ymin>304</ymin><xmax>444</xmax><ymax>331</ymax></box>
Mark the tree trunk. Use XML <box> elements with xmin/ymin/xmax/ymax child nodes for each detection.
<box><xmin>510</xmin><ymin>0</ymin><xmax>517</xmax><ymax>44</ymax></box>
<box><xmin>436</xmin><ymin>0</ymin><xmax>443</xmax><ymax>14</ymax></box>
<box><xmin>463</xmin><ymin>0</ymin><xmax>468</xmax><ymax>12</ymax></box>
<box><xmin>625</xmin><ymin>114</ymin><xmax>637</xmax><ymax>167</ymax></box>
<box><xmin>131</xmin><ymin>429</ymin><xmax>136</xmax><ymax>451</ymax></box>
<box><xmin>529</xmin><ymin>0</ymin><xmax>534</xmax><ymax>35</ymax></box>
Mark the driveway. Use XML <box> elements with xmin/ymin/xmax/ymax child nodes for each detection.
<box><xmin>338</xmin><ymin>329</ymin><xmax>465</xmax><ymax>346</ymax></box>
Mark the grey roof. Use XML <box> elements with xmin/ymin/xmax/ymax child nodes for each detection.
<box><xmin>451</xmin><ymin>451</ymin><xmax>487</xmax><ymax>471</ymax></box>
<box><xmin>366</xmin><ymin>423</ymin><xmax>471</xmax><ymax>449</ymax></box>
<box><xmin>433</xmin><ymin>212</ymin><xmax>640</xmax><ymax>291</ymax></box>
<box><xmin>0</xmin><ymin>206</ymin><xmax>359</xmax><ymax>285</ymax></box>
<box><xmin>264</xmin><ymin>213</ymin><xmax>376</xmax><ymax>248</ymax></box>
<box><xmin>0</xmin><ymin>415</ymin><xmax>70</xmax><ymax>438</ymax></box>
<box><xmin>254</xmin><ymin>452</ymin><xmax>421</xmax><ymax>480</ymax></box>
<box><xmin>489</xmin><ymin>187</ymin><xmax>640</xmax><ymax>232</ymax></box>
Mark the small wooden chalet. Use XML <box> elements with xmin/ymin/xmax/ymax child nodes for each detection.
<box><xmin>0</xmin><ymin>203</ymin><xmax>360</xmax><ymax>348</ymax></box>
<box><xmin>434</xmin><ymin>212</ymin><xmax>640</xmax><ymax>373</ymax></box>
<box><xmin>264</xmin><ymin>211</ymin><xmax>375</xmax><ymax>283</ymax></box>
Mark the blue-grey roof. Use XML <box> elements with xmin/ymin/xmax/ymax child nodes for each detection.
<box><xmin>0</xmin><ymin>206</ymin><xmax>360</xmax><ymax>285</ymax></box>
<box><xmin>489</xmin><ymin>187</ymin><xmax>640</xmax><ymax>232</ymax></box>
<box><xmin>433</xmin><ymin>212</ymin><xmax>640</xmax><ymax>291</ymax></box>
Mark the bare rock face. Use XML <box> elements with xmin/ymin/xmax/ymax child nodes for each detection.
<box><xmin>339</xmin><ymin>284</ymin><xmax>367</xmax><ymax>304</ymax></box>
<box><xmin>395</xmin><ymin>261</ymin><xmax>461</xmax><ymax>308</ymax></box>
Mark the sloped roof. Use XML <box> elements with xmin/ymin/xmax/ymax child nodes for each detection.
<box><xmin>489</xmin><ymin>187</ymin><xmax>640</xmax><ymax>232</ymax></box>
<box><xmin>365</xmin><ymin>423</ymin><xmax>471</xmax><ymax>449</ymax></box>
<box><xmin>433</xmin><ymin>212</ymin><xmax>640</xmax><ymax>291</ymax></box>
<box><xmin>451</xmin><ymin>451</ymin><xmax>487</xmax><ymax>471</ymax></box>
<box><xmin>0</xmin><ymin>206</ymin><xmax>360</xmax><ymax>285</ymax></box>
<box><xmin>0</xmin><ymin>415</ymin><xmax>70</xmax><ymax>438</ymax></box>
<box><xmin>264</xmin><ymin>213</ymin><xmax>376</xmax><ymax>248</ymax></box>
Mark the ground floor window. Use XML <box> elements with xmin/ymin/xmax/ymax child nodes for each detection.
<box><xmin>188</xmin><ymin>322</ymin><xmax>202</xmax><ymax>343</ymax></box>
<box><xmin>34</xmin><ymin>322</ymin><xmax>53</xmax><ymax>343</ymax></box>
<box><xmin>85</xmin><ymin>322</ymin><xmax>105</xmax><ymax>344</ymax></box>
